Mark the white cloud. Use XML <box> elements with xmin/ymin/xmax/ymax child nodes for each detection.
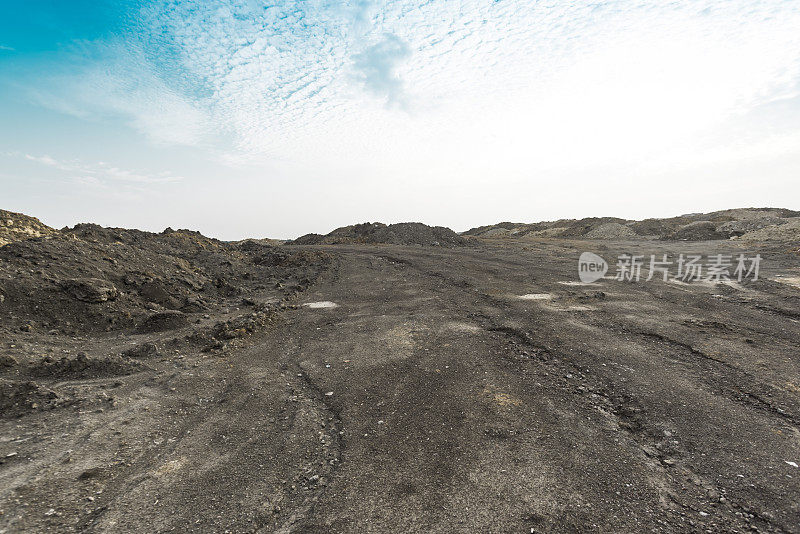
<box><xmin>113</xmin><ymin>0</ymin><xmax>799</xmax><ymax>168</ymax></box>
<box><xmin>352</xmin><ymin>34</ymin><xmax>412</xmax><ymax>108</ymax></box>
<box><xmin>23</xmin><ymin>0</ymin><xmax>800</xmax><ymax>217</ymax></box>
<box><xmin>23</xmin><ymin>154</ymin><xmax>183</xmax><ymax>185</ymax></box>
<box><xmin>33</xmin><ymin>42</ymin><xmax>210</xmax><ymax>147</ymax></box>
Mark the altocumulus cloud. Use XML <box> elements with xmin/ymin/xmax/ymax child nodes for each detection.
<box><xmin>352</xmin><ymin>34</ymin><xmax>412</xmax><ymax>108</ymax></box>
<box><xmin>23</xmin><ymin>0</ymin><xmax>800</xmax><ymax>173</ymax></box>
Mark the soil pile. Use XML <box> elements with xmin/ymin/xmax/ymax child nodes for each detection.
<box><xmin>291</xmin><ymin>222</ymin><xmax>467</xmax><ymax>247</ymax></box>
<box><xmin>584</xmin><ymin>222</ymin><xmax>637</xmax><ymax>240</ymax></box>
<box><xmin>465</xmin><ymin>208</ymin><xmax>800</xmax><ymax>241</ymax></box>
<box><xmin>667</xmin><ymin>221</ymin><xmax>727</xmax><ymax>241</ymax></box>
<box><xmin>738</xmin><ymin>217</ymin><xmax>800</xmax><ymax>242</ymax></box>
<box><xmin>0</xmin><ymin>209</ymin><xmax>56</xmax><ymax>247</ymax></box>
<box><xmin>0</xmin><ymin>220</ymin><xmax>331</xmax><ymax>337</ymax></box>
<box><xmin>716</xmin><ymin>217</ymin><xmax>787</xmax><ymax>237</ymax></box>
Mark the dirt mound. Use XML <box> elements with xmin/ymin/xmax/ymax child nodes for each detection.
<box><xmin>666</xmin><ymin>221</ymin><xmax>728</xmax><ymax>241</ymax></box>
<box><xmin>738</xmin><ymin>218</ymin><xmax>800</xmax><ymax>241</ymax></box>
<box><xmin>715</xmin><ymin>217</ymin><xmax>787</xmax><ymax>238</ymax></box>
<box><xmin>585</xmin><ymin>223</ymin><xmax>637</xmax><ymax>239</ymax></box>
<box><xmin>0</xmin><ymin>209</ymin><xmax>56</xmax><ymax>247</ymax></box>
<box><xmin>462</xmin><ymin>222</ymin><xmax>524</xmax><ymax>236</ymax></box>
<box><xmin>464</xmin><ymin>207</ymin><xmax>800</xmax><ymax>241</ymax></box>
<box><xmin>706</xmin><ymin>207</ymin><xmax>800</xmax><ymax>220</ymax></box>
<box><xmin>627</xmin><ymin>218</ymin><xmax>679</xmax><ymax>237</ymax></box>
<box><xmin>287</xmin><ymin>233</ymin><xmax>325</xmax><ymax>245</ymax></box>
<box><xmin>550</xmin><ymin>217</ymin><xmax>629</xmax><ymax>238</ymax></box>
<box><xmin>290</xmin><ymin>222</ymin><xmax>467</xmax><ymax>247</ymax></box>
<box><xmin>0</xmin><ymin>214</ymin><xmax>332</xmax><ymax>336</ymax></box>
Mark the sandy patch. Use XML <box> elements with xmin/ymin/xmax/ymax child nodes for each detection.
<box><xmin>773</xmin><ymin>276</ymin><xmax>800</xmax><ymax>290</ymax></box>
<box><xmin>303</xmin><ymin>301</ymin><xmax>339</xmax><ymax>309</ymax></box>
<box><xmin>517</xmin><ymin>293</ymin><xmax>554</xmax><ymax>300</ymax></box>
<box><xmin>483</xmin><ymin>386</ymin><xmax>522</xmax><ymax>407</ymax></box>
<box><xmin>153</xmin><ymin>457</ymin><xmax>187</xmax><ymax>477</ymax></box>
<box><xmin>444</xmin><ymin>321</ymin><xmax>482</xmax><ymax>333</ymax></box>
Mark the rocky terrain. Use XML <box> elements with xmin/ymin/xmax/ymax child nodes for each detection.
<box><xmin>1</xmin><ymin>208</ymin><xmax>799</xmax><ymax>533</ymax></box>
<box><xmin>0</xmin><ymin>214</ymin><xmax>331</xmax><ymax>429</ymax></box>
<box><xmin>464</xmin><ymin>207</ymin><xmax>800</xmax><ymax>242</ymax></box>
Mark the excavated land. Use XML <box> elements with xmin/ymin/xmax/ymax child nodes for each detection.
<box><xmin>1</xmin><ymin>210</ymin><xmax>799</xmax><ymax>533</ymax></box>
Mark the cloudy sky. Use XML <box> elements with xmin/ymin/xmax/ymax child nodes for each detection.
<box><xmin>1</xmin><ymin>1</ymin><xmax>799</xmax><ymax>239</ymax></box>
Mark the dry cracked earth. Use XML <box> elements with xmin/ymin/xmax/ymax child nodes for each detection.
<box><xmin>2</xmin><ymin>236</ymin><xmax>800</xmax><ymax>533</ymax></box>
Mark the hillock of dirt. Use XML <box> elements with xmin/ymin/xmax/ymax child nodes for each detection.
<box><xmin>738</xmin><ymin>217</ymin><xmax>800</xmax><ymax>242</ymax></box>
<box><xmin>464</xmin><ymin>207</ymin><xmax>800</xmax><ymax>242</ymax></box>
<box><xmin>291</xmin><ymin>222</ymin><xmax>467</xmax><ymax>247</ymax></box>
<box><xmin>0</xmin><ymin>221</ymin><xmax>331</xmax><ymax>337</ymax></box>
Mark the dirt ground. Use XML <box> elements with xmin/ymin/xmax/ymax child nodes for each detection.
<box><xmin>1</xmin><ymin>237</ymin><xmax>800</xmax><ymax>533</ymax></box>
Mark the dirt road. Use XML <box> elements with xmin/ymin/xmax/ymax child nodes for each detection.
<box><xmin>2</xmin><ymin>240</ymin><xmax>799</xmax><ymax>532</ymax></box>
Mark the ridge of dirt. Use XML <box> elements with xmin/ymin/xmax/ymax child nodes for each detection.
<box><xmin>290</xmin><ymin>222</ymin><xmax>468</xmax><ymax>247</ymax></box>
<box><xmin>0</xmin><ymin>223</ymin><xmax>330</xmax><ymax>336</ymax></box>
<box><xmin>464</xmin><ymin>207</ymin><xmax>800</xmax><ymax>241</ymax></box>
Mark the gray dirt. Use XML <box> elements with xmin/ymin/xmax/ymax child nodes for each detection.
<box><xmin>2</xmin><ymin>230</ymin><xmax>799</xmax><ymax>532</ymax></box>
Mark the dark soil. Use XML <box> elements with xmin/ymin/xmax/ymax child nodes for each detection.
<box><xmin>0</xmin><ymin>224</ymin><xmax>331</xmax><ymax>336</ymax></box>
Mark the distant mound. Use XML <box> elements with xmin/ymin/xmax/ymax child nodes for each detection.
<box><xmin>464</xmin><ymin>208</ymin><xmax>800</xmax><ymax>242</ymax></box>
<box><xmin>0</xmin><ymin>209</ymin><xmax>56</xmax><ymax>247</ymax></box>
<box><xmin>667</xmin><ymin>221</ymin><xmax>727</xmax><ymax>241</ymax></box>
<box><xmin>585</xmin><ymin>222</ymin><xmax>637</xmax><ymax>240</ymax></box>
<box><xmin>290</xmin><ymin>222</ymin><xmax>467</xmax><ymax>247</ymax></box>
<box><xmin>738</xmin><ymin>218</ymin><xmax>800</xmax><ymax>242</ymax></box>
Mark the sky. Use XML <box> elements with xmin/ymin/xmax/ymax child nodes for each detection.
<box><xmin>1</xmin><ymin>0</ymin><xmax>799</xmax><ymax>240</ymax></box>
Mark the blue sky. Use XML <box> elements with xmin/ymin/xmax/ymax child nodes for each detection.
<box><xmin>2</xmin><ymin>1</ymin><xmax>799</xmax><ymax>239</ymax></box>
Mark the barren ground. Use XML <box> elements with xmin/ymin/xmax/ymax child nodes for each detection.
<box><xmin>2</xmin><ymin>238</ymin><xmax>800</xmax><ymax>533</ymax></box>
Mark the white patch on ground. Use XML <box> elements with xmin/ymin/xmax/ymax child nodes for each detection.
<box><xmin>774</xmin><ymin>276</ymin><xmax>800</xmax><ymax>289</ymax></box>
<box><xmin>444</xmin><ymin>321</ymin><xmax>482</xmax><ymax>333</ymax></box>
<box><xmin>517</xmin><ymin>293</ymin><xmax>554</xmax><ymax>300</ymax></box>
<box><xmin>303</xmin><ymin>301</ymin><xmax>339</xmax><ymax>309</ymax></box>
<box><xmin>558</xmin><ymin>280</ymin><xmax>605</xmax><ymax>286</ymax></box>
